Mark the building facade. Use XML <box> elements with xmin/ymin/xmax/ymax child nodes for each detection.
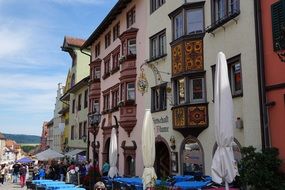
<box><xmin>82</xmin><ymin>0</ymin><xmax>147</xmax><ymax>176</ymax></box>
<box><xmin>143</xmin><ymin>0</ymin><xmax>262</xmax><ymax>176</ymax></box>
<box><xmin>40</xmin><ymin>122</ymin><xmax>48</xmax><ymax>151</ymax></box>
<box><xmin>0</xmin><ymin>133</ymin><xmax>6</xmax><ymax>163</ymax></box>
<box><xmin>46</xmin><ymin>119</ymin><xmax>54</xmax><ymax>149</ymax></box>
<box><xmin>60</xmin><ymin>36</ymin><xmax>90</xmax><ymax>155</ymax></box>
<box><xmin>52</xmin><ymin>83</ymin><xmax>65</xmax><ymax>152</ymax></box>
<box><xmin>258</xmin><ymin>0</ymin><xmax>285</xmax><ymax>170</ymax></box>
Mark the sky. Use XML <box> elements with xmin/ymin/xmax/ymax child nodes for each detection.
<box><xmin>0</xmin><ymin>0</ymin><xmax>117</xmax><ymax>136</ymax></box>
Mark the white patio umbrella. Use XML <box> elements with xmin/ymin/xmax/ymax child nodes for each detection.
<box><xmin>211</xmin><ymin>52</ymin><xmax>238</xmax><ymax>190</ymax></box>
<box><xmin>142</xmin><ymin>109</ymin><xmax>157</xmax><ymax>190</ymax></box>
<box><xmin>108</xmin><ymin>127</ymin><xmax>118</xmax><ymax>178</ymax></box>
<box><xmin>34</xmin><ymin>148</ymin><xmax>64</xmax><ymax>161</ymax></box>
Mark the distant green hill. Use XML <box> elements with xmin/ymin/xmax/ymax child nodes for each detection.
<box><xmin>3</xmin><ymin>133</ymin><xmax>40</xmax><ymax>144</ymax></box>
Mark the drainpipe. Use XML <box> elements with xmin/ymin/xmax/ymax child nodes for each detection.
<box><xmin>254</xmin><ymin>0</ymin><xmax>270</xmax><ymax>149</ymax></box>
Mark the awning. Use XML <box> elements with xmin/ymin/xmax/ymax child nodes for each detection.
<box><xmin>34</xmin><ymin>148</ymin><xmax>64</xmax><ymax>161</ymax></box>
<box><xmin>65</xmin><ymin>149</ymin><xmax>85</xmax><ymax>157</ymax></box>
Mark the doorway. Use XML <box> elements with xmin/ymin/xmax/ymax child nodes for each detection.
<box><xmin>155</xmin><ymin>141</ymin><xmax>170</xmax><ymax>179</ymax></box>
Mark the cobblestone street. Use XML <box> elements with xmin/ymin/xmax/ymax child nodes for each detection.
<box><xmin>0</xmin><ymin>182</ymin><xmax>27</xmax><ymax>190</ymax></box>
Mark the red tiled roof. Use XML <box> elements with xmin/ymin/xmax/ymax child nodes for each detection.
<box><xmin>65</xmin><ymin>36</ymin><xmax>86</xmax><ymax>47</ymax></box>
<box><xmin>5</xmin><ymin>139</ymin><xmax>18</xmax><ymax>148</ymax></box>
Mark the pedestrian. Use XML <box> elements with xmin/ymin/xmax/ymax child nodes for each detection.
<box><xmin>25</xmin><ymin>164</ymin><xmax>29</xmax><ymax>182</ymax></box>
<box><xmin>19</xmin><ymin>164</ymin><xmax>27</xmax><ymax>188</ymax></box>
<box><xmin>38</xmin><ymin>165</ymin><xmax>45</xmax><ymax>180</ymax></box>
<box><xmin>0</xmin><ymin>164</ymin><xmax>6</xmax><ymax>184</ymax></box>
<box><xmin>12</xmin><ymin>162</ymin><xmax>20</xmax><ymax>183</ymax></box>
<box><xmin>101</xmin><ymin>161</ymin><xmax>110</xmax><ymax>176</ymax></box>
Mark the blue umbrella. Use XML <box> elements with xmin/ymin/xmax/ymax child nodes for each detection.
<box><xmin>17</xmin><ymin>157</ymin><xmax>33</xmax><ymax>163</ymax></box>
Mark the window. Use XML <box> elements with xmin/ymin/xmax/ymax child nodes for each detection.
<box><xmin>177</xmin><ymin>78</ymin><xmax>185</xmax><ymax>104</ymax></box>
<box><xmin>93</xmin><ymin>99</ymin><xmax>100</xmax><ymax>113</ymax></box>
<box><xmin>71</xmin><ymin>74</ymin><xmax>75</xmax><ymax>88</ymax></box>
<box><xmin>112</xmin><ymin>89</ymin><xmax>119</xmax><ymax>108</ymax></box>
<box><xmin>150</xmin><ymin>0</ymin><xmax>165</xmax><ymax>13</ymax></box>
<box><xmin>79</xmin><ymin>122</ymin><xmax>82</xmax><ymax>139</ymax></box>
<box><xmin>72</xmin><ymin>99</ymin><xmax>75</xmax><ymax>113</ymax></box>
<box><xmin>171</xmin><ymin>4</ymin><xmax>205</xmax><ymax>40</ymax></box>
<box><xmin>182</xmin><ymin>137</ymin><xmax>204</xmax><ymax>175</ymax></box>
<box><xmin>113</xmin><ymin>23</ymin><xmax>120</xmax><ymax>41</ymax></box>
<box><xmin>104</xmin><ymin>59</ymin><xmax>110</xmax><ymax>75</ymax></box>
<box><xmin>95</xmin><ymin>43</ymin><xmax>100</xmax><ymax>57</ymax></box>
<box><xmin>150</xmin><ymin>30</ymin><xmax>166</xmax><ymax>60</ymax></box>
<box><xmin>229</xmin><ymin>59</ymin><xmax>242</xmax><ymax>96</ymax></box>
<box><xmin>112</xmin><ymin>52</ymin><xmax>120</xmax><ymax>70</ymax></box>
<box><xmin>174</xmin><ymin>76</ymin><xmax>206</xmax><ymax>105</ymax></box>
<box><xmin>103</xmin><ymin>94</ymin><xmax>110</xmax><ymax>111</ymax></box>
<box><xmin>71</xmin><ymin>125</ymin><xmax>75</xmax><ymax>140</ymax></box>
<box><xmin>78</xmin><ymin>94</ymin><xmax>82</xmax><ymax>111</ymax></box>
<box><xmin>174</xmin><ymin>13</ymin><xmax>183</xmax><ymax>40</ymax></box>
<box><xmin>127</xmin><ymin>7</ymin><xmax>136</xmax><ymax>28</ymax></box>
<box><xmin>93</xmin><ymin>67</ymin><xmax>101</xmax><ymax>80</ymax></box>
<box><xmin>83</xmin><ymin>121</ymin><xmax>87</xmax><ymax>137</ymax></box>
<box><xmin>105</xmin><ymin>32</ymin><xmax>111</xmax><ymax>48</ymax></box>
<box><xmin>186</xmin><ymin>8</ymin><xmax>204</xmax><ymax>34</ymax></box>
<box><xmin>211</xmin><ymin>54</ymin><xmax>242</xmax><ymax>98</ymax></box>
<box><xmin>84</xmin><ymin>89</ymin><xmax>88</xmax><ymax>108</ymax></box>
<box><xmin>151</xmin><ymin>84</ymin><xmax>167</xmax><ymax>112</ymax></box>
<box><xmin>271</xmin><ymin>0</ymin><xmax>285</xmax><ymax>51</ymax></box>
<box><xmin>189</xmin><ymin>78</ymin><xmax>205</xmax><ymax>103</ymax></box>
<box><xmin>127</xmin><ymin>83</ymin><xmax>135</xmax><ymax>100</ymax></box>
<box><xmin>128</xmin><ymin>39</ymin><xmax>136</xmax><ymax>55</ymax></box>
<box><xmin>212</xmin><ymin>0</ymin><xmax>240</xmax><ymax>23</ymax></box>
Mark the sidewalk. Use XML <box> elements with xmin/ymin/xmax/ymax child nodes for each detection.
<box><xmin>0</xmin><ymin>181</ymin><xmax>27</xmax><ymax>190</ymax></box>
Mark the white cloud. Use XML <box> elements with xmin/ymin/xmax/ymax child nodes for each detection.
<box><xmin>0</xmin><ymin>26</ymin><xmax>31</xmax><ymax>58</ymax></box>
<box><xmin>0</xmin><ymin>73</ymin><xmax>66</xmax><ymax>115</ymax></box>
<box><xmin>0</xmin><ymin>73</ymin><xmax>65</xmax><ymax>90</ymax></box>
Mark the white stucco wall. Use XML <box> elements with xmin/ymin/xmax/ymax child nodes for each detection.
<box><xmin>145</xmin><ymin>0</ymin><xmax>262</xmax><ymax>176</ymax></box>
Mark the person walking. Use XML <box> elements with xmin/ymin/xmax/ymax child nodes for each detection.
<box><xmin>19</xmin><ymin>164</ymin><xmax>27</xmax><ymax>188</ymax></box>
<box><xmin>12</xmin><ymin>162</ymin><xmax>20</xmax><ymax>183</ymax></box>
<box><xmin>0</xmin><ymin>164</ymin><xmax>6</xmax><ymax>184</ymax></box>
<box><xmin>101</xmin><ymin>161</ymin><xmax>110</xmax><ymax>176</ymax></box>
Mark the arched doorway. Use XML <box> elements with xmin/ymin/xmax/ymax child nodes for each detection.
<box><xmin>103</xmin><ymin>138</ymin><xmax>110</xmax><ymax>163</ymax></box>
<box><xmin>155</xmin><ymin>141</ymin><xmax>170</xmax><ymax>179</ymax></box>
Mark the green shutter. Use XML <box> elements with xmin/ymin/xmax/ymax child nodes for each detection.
<box><xmin>271</xmin><ymin>0</ymin><xmax>285</xmax><ymax>51</ymax></box>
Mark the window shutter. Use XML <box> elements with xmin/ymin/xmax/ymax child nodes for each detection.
<box><xmin>271</xmin><ymin>0</ymin><xmax>285</xmax><ymax>51</ymax></box>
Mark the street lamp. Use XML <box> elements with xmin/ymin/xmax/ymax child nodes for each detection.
<box><xmin>88</xmin><ymin>112</ymin><xmax>101</xmax><ymax>187</ymax></box>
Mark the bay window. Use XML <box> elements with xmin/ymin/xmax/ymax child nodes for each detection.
<box><xmin>170</xmin><ymin>3</ymin><xmax>205</xmax><ymax>40</ymax></box>
<box><xmin>128</xmin><ymin>39</ymin><xmax>136</xmax><ymax>55</ymax></box>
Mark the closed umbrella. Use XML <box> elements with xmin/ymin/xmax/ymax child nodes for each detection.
<box><xmin>108</xmin><ymin>127</ymin><xmax>118</xmax><ymax>178</ymax></box>
<box><xmin>211</xmin><ymin>52</ymin><xmax>238</xmax><ymax>190</ymax></box>
<box><xmin>142</xmin><ymin>109</ymin><xmax>157</xmax><ymax>189</ymax></box>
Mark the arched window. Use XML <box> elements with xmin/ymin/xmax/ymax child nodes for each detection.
<box><xmin>181</xmin><ymin>136</ymin><xmax>204</xmax><ymax>175</ymax></box>
<box><xmin>212</xmin><ymin>138</ymin><xmax>242</xmax><ymax>162</ymax></box>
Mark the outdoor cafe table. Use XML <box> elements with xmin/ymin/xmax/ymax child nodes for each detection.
<box><xmin>172</xmin><ymin>175</ymin><xmax>194</xmax><ymax>182</ymax></box>
<box><xmin>45</xmin><ymin>183</ymin><xmax>76</xmax><ymax>190</ymax></box>
<box><xmin>32</xmin><ymin>179</ymin><xmax>53</xmax><ymax>185</ymax></box>
<box><xmin>174</xmin><ymin>181</ymin><xmax>209</xmax><ymax>190</ymax></box>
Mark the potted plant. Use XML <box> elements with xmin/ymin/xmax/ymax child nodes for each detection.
<box><xmin>238</xmin><ymin>146</ymin><xmax>285</xmax><ymax>190</ymax></box>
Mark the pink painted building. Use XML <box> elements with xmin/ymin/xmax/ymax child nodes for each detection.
<box><xmin>257</xmin><ymin>0</ymin><xmax>285</xmax><ymax>170</ymax></box>
<box><xmin>82</xmin><ymin>0</ymin><xmax>147</xmax><ymax>176</ymax></box>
